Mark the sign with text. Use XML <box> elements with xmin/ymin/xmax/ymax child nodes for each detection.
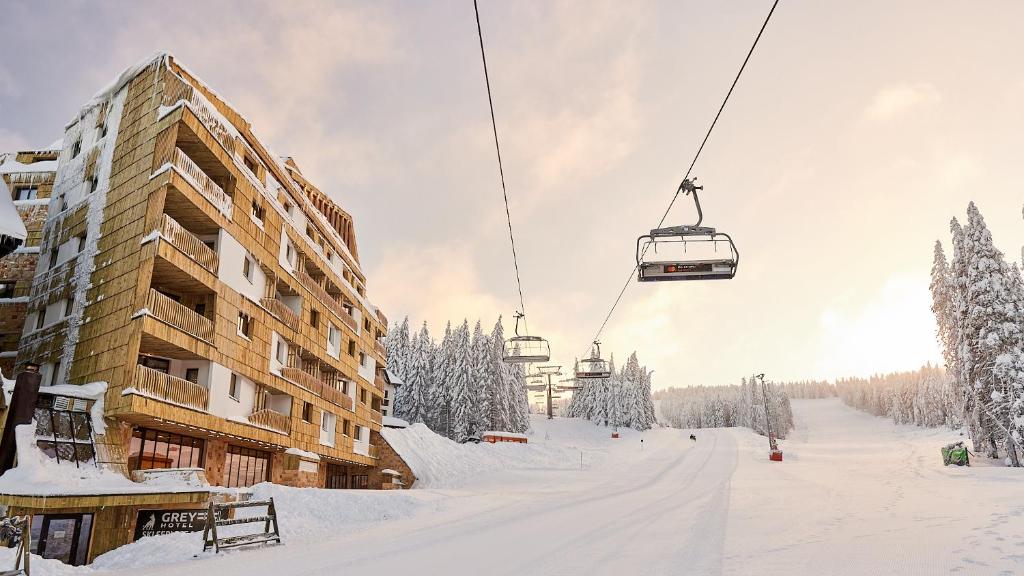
<box><xmin>133</xmin><ymin>509</ymin><xmax>208</xmax><ymax>540</ymax></box>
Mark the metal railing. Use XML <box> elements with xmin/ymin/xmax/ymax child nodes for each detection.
<box><xmin>162</xmin><ymin>213</ymin><xmax>218</xmax><ymax>273</ymax></box>
<box><xmin>135</xmin><ymin>364</ymin><xmax>210</xmax><ymax>411</ymax></box>
<box><xmin>146</xmin><ymin>288</ymin><xmax>215</xmax><ymax>342</ymax></box>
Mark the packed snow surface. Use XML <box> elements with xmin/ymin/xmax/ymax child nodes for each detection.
<box><xmin>3</xmin><ymin>401</ymin><xmax>1023</xmax><ymax>575</ymax></box>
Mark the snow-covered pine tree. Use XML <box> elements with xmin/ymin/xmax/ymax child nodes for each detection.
<box><xmin>469</xmin><ymin>320</ymin><xmax>493</xmax><ymax>435</ymax></box>
<box><xmin>505</xmin><ymin>358</ymin><xmax>530</xmax><ymax>433</ymax></box>
<box><xmin>447</xmin><ymin>320</ymin><xmax>474</xmax><ymax>441</ymax></box>
<box><xmin>402</xmin><ymin>323</ymin><xmax>433</xmax><ymax>424</ymax></box>
<box><xmin>430</xmin><ymin>322</ymin><xmax>454</xmax><ymax>431</ymax></box>
<box><xmin>386</xmin><ymin>317</ymin><xmax>412</xmax><ymax>416</ymax></box>
<box><xmin>949</xmin><ymin>217</ymin><xmax>982</xmax><ymax>450</ymax></box>
<box><xmin>961</xmin><ymin>202</ymin><xmax>1024</xmax><ymax>460</ymax></box>
<box><xmin>489</xmin><ymin>318</ymin><xmax>513</xmax><ymax>431</ymax></box>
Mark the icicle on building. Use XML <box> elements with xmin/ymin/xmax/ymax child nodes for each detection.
<box><xmin>0</xmin><ymin>52</ymin><xmax>409</xmax><ymax>565</ymax></box>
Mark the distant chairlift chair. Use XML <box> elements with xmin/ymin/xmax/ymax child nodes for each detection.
<box><xmin>503</xmin><ymin>312</ymin><xmax>550</xmax><ymax>363</ymax></box>
<box><xmin>636</xmin><ymin>178</ymin><xmax>739</xmax><ymax>282</ymax></box>
<box><xmin>575</xmin><ymin>341</ymin><xmax>612</xmax><ymax>379</ymax></box>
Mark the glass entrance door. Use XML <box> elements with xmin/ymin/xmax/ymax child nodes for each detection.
<box><xmin>31</xmin><ymin>513</ymin><xmax>93</xmax><ymax>566</ymax></box>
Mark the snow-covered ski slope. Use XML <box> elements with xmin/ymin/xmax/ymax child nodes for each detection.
<box><xmin>8</xmin><ymin>399</ymin><xmax>1022</xmax><ymax>575</ymax></box>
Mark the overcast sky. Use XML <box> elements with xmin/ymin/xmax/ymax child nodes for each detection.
<box><xmin>3</xmin><ymin>0</ymin><xmax>1023</xmax><ymax>389</ymax></box>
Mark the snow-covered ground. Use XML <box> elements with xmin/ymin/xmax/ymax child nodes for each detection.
<box><xmin>5</xmin><ymin>400</ymin><xmax>1022</xmax><ymax>575</ymax></box>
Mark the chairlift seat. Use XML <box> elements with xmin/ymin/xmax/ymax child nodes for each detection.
<box><xmin>503</xmin><ymin>335</ymin><xmax>550</xmax><ymax>363</ymax></box>
<box><xmin>638</xmin><ymin>257</ymin><xmax>736</xmax><ymax>282</ymax></box>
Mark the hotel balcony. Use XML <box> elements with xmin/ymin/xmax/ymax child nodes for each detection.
<box><xmin>296</xmin><ymin>262</ymin><xmax>357</xmax><ymax>331</ymax></box>
<box><xmin>281</xmin><ymin>352</ymin><xmax>354</xmax><ymax>412</ymax></box>
<box><xmin>373</xmin><ymin>338</ymin><xmax>387</xmax><ymax>360</ymax></box>
<box><xmin>160</xmin><ymin>213</ymin><xmax>219</xmax><ymax>274</ymax></box>
<box><xmin>248</xmin><ymin>408</ymin><xmax>290</xmax><ymax>434</ymax></box>
<box><xmin>164</xmin><ymin>147</ymin><xmax>233</xmax><ymax>219</ymax></box>
<box><xmin>145</xmin><ymin>288</ymin><xmax>215</xmax><ymax>343</ymax></box>
<box><xmin>262</xmin><ymin>296</ymin><xmax>300</xmax><ymax>331</ymax></box>
<box><xmin>262</xmin><ymin>279</ymin><xmax>302</xmax><ymax>331</ymax></box>
<box><xmin>133</xmin><ymin>363</ymin><xmax>210</xmax><ymax>412</ymax></box>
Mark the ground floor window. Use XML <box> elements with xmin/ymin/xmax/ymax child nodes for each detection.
<box><xmin>223</xmin><ymin>445</ymin><xmax>271</xmax><ymax>487</ymax></box>
<box><xmin>34</xmin><ymin>395</ymin><xmax>95</xmax><ymax>465</ymax></box>
<box><xmin>30</xmin><ymin>513</ymin><xmax>93</xmax><ymax>566</ymax></box>
<box><xmin>129</xmin><ymin>427</ymin><xmax>205</xmax><ymax>470</ymax></box>
<box><xmin>325</xmin><ymin>463</ymin><xmax>347</xmax><ymax>489</ymax></box>
<box><xmin>351</xmin><ymin>474</ymin><xmax>369</xmax><ymax>489</ymax></box>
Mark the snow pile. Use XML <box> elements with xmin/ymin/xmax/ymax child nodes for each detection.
<box><xmin>90</xmin><ymin>482</ymin><xmax>437</xmax><ymax>572</ymax></box>
<box><xmin>0</xmin><ymin>425</ymin><xmax>180</xmax><ymax>496</ymax></box>
<box><xmin>381</xmin><ymin>415</ymin><xmax>408</xmax><ymax>428</ymax></box>
<box><xmin>381</xmin><ymin>416</ymin><xmax>625</xmax><ymax>489</ymax></box>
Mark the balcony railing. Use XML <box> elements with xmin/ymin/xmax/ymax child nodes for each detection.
<box><xmin>373</xmin><ymin>339</ymin><xmax>387</xmax><ymax>359</ymax></box>
<box><xmin>146</xmin><ymin>288</ymin><xmax>215</xmax><ymax>343</ymax></box>
<box><xmin>162</xmin><ymin>80</ymin><xmax>236</xmax><ymax>152</ymax></box>
<box><xmin>261</xmin><ymin>297</ymin><xmax>300</xmax><ymax>330</ymax></box>
<box><xmin>370</xmin><ymin>411</ymin><xmax>382</xmax><ymax>425</ymax></box>
<box><xmin>249</xmin><ymin>408</ymin><xmax>291</xmax><ymax>434</ymax></box>
<box><xmin>134</xmin><ymin>364</ymin><xmax>209</xmax><ymax>411</ymax></box>
<box><xmin>322</xmin><ymin>384</ymin><xmax>354</xmax><ymax>412</ymax></box>
<box><xmin>281</xmin><ymin>366</ymin><xmax>320</xmax><ymax>391</ymax></box>
<box><xmin>340</xmin><ymin>308</ymin><xmax>358</xmax><ymax>332</ymax></box>
<box><xmin>161</xmin><ymin>214</ymin><xmax>218</xmax><ymax>273</ymax></box>
<box><xmin>374</xmin><ymin>372</ymin><xmax>387</xmax><ymax>391</ymax></box>
<box><xmin>170</xmin><ymin>148</ymin><xmax>232</xmax><ymax>218</ymax></box>
<box><xmin>296</xmin><ymin>268</ymin><xmax>346</xmax><ymax>318</ymax></box>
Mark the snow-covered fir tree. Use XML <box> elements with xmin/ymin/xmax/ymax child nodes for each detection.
<box><xmin>469</xmin><ymin>320</ymin><xmax>493</xmax><ymax>435</ymax></box>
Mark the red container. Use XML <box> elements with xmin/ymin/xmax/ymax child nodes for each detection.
<box><xmin>611</xmin><ymin>432</ymin><xmax>620</xmax><ymax>439</ymax></box>
<box><xmin>769</xmin><ymin>450</ymin><xmax>783</xmax><ymax>462</ymax></box>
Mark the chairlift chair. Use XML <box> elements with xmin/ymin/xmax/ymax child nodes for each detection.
<box><xmin>636</xmin><ymin>179</ymin><xmax>739</xmax><ymax>282</ymax></box>
<box><xmin>503</xmin><ymin>312</ymin><xmax>551</xmax><ymax>363</ymax></box>
<box><xmin>575</xmin><ymin>342</ymin><xmax>612</xmax><ymax>379</ymax></box>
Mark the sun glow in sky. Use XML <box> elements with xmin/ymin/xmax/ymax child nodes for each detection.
<box><xmin>3</xmin><ymin>0</ymin><xmax>1024</xmax><ymax>389</ymax></box>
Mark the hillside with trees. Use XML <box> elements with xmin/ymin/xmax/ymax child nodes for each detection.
<box><xmin>565</xmin><ymin>352</ymin><xmax>658</xmax><ymax>431</ymax></box>
<box><xmin>654</xmin><ymin>376</ymin><xmax>794</xmax><ymax>438</ymax></box>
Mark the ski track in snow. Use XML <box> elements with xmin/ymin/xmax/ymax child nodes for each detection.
<box><xmin>17</xmin><ymin>399</ymin><xmax>1024</xmax><ymax>576</ymax></box>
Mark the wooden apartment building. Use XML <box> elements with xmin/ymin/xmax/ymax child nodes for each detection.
<box><xmin>11</xmin><ymin>53</ymin><xmax>392</xmax><ymax>491</ymax></box>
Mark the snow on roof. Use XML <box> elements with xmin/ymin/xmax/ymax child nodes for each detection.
<box><xmin>0</xmin><ymin>425</ymin><xmax>205</xmax><ymax>497</ymax></box>
<box><xmin>385</xmin><ymin>369</ymin><xmax>402</xmax><ymax>385</ymax></box>
<box><xmin>382</xmin><ymin>416</ymin><xmax>409</xmax><ymax>428</ymax></box>
<box><xmin>0</xmin><ymin>179</ymin><xmax>26</xmax><ymax>241</ymax></box>
<box><xmin>71</xmin><ymin>50</ymin><xmax>169</xmax><ymax>125</ymax></box>
<box><xmin>285</xmin><ymin>447</ymin><xmax>321</xmax><ymax>461</ymax></box>
<box><xmin>381</xmin><ymin>468</ymin><xmax>401</xmax><ymax>476</ymax></box>
<box><xmin>482</xmin><ymin>431</ymin><xmax>529</xmax><ymax>440</ymax></box>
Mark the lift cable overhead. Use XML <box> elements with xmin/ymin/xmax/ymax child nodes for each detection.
<box><xmin>581</xmin><ymin>0</ymin><xmax>780</xmax><ymax>356</ymax></box>
<box><xmin>474</xmin><ymin>0</ymin><xmax>551</xmax><ymax>363</ymax></box>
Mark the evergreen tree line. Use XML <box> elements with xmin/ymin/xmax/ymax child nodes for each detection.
<box><xmin>776</xmin><ymin>380</ymin><xmax>836</xmax><ymax>399</ymax></box>
<box><xmin>653</xmin><ymin>376</ymin><xmax>794</xmax><ymax>438</ymax></box>
<box><xmin>565</xmin><ymin>352</ymin><xmax>657</xmax><ymax>431</ymax></box>
<box><xmin>834</xmin><ymin>365</ymin><xmax>962</xmax><ymax>429</ymax></box>
<box><xmin>930</xmin><ymin>202</ymin><xmax>1024</xmax><ymax>465</ymax></box>
<box><xmin>385</xmin><ymin>316</ymin><xmax>530</xmax><ymax>441</ymax></box>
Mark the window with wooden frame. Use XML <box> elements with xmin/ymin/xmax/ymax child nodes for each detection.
<box><xmin>237</xmin><ymin>312</ymin><xmax>252</xmax><ymax>338</ymax></box>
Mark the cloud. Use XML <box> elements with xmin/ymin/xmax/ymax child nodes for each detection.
<box><xmin>864</xmin><ymin>83</ymin><xmax>941</xmax><ymax>120</ymax></box>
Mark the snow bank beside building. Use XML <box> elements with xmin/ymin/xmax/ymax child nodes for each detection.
<box><xmin>382</xmin><ymin>415</ymin><xmax>636</xmax><ymax>489</ymax></box>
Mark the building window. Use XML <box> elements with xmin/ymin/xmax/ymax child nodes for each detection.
<box><xmin>184</xmin><ymin>368</ymin><xmax>199</xmax><ymax>384</ymax></box>
<box><xmin>223</xmin><ymin>445</ymin><xmax>271</xmax><ymax>488</ymax></box>
<box><xmin>243</xmin><ymin>155</ymin><xmax>260</xmax><ymax>177</ymax></box>
<box><xmin>71</xmin><ymin>139</ymin><xmax>82</xmax><ymax>158</ymax></box>
<box><xmin>320</xmin><ymin>411</ymin><xmax>336</xmax><ymax>447</ymax></box>
<box><xmin>364</xmin><ymin>318</ymin><xmax>371</xmax><ymax>332</ymax></box>
<box><xmin>139</xmin><ymin>355</ymin><xmax>170</xmax><ymax>373</ymax></box>
<box><xmin>358</xmin><ymin>351</ymin><xmax>366</xmax><ymax>367</ymax></box>
<box><xmin>351</xmin><ymin>475</ymin><xmax>369</xmax><ymax>489</ymax></box>
<box><xmin>347</xmin><ymin>339</ymin><xmax>356</xmax><ymax>357</ymax></box>
<box><xmin>34</xmin><ymin>394</ymin><xmax>94</xmax><ymax>466</ymax></box>
<box><xmin>0</xmin><ymin>282</ymin><xmax>15</xmax><ymax>299</ymax></box>
<box><xmin>77</xmin><ymin>232</ymin><xmax>87</xmax><ymax>253</ymax></box>
<box><xmin>275</xmin><ymin>340</ymin><xmax>287</xmax><ymax>364</ymax></box>
<box><xmin>353</xmin><ymin>424</ymin><xmax>362</xmax><ymax>441</ymax></box>
<box><xmin>63</xmin><ymin>298</ymin><xmax>73</xmax><ymax>318</ymax></box>
<box><xmin>342</xmin><ymin>419</ymin><xmax>350</xmax><ymax>437</ymax></box>
<box><xmin>229</xmin><ymin>373</ymin><xmax>240</xmax><ymax>400</ymax></box>
<box><xmin>327</xmin><ymin>324</ymin><xmax>341</xmax><ymax>358</ymax></box>
<box><xmin>285</xmin><ymin>243</ymin><xmax>295</xmax><ymax>266</ymax></box>
<box><xmin>302</xmin><ymin>402</ymin><xmax>313</xmax><ymax>423</ymax></box>
<box><xmin>325</xmin><ymin>464</ymin><xmax>348</xmax><ymax>489</ymax></box>
<box><xmin>48</xmin><ymin>360</ymin><xmax>61</xmax><ymax>387</ymax></box>
<box><xmin>13</xmin><ymin>186</ymin><xmax>38</xmax><ymax>201</ymax></box>
<box><xmin>35</xmin><ymin>308</ymin><xmax>46</xmax><ymax>330</ymax></box>
<box><xmin>237</xmin><ymin>312</ymin><xmax>252</xmax><ymax>338</ymax></box>
<box><xmin>128</xmin><ymin>427</ymin><xmax>205</xmax><ymax>470</ymax></box>
<box><xmin>251</xmin><ymin>198</ymin><xmax>265</xmax><ymax>222</ymax></box>
<box><xmin>88</xmin><ymin>176</ymin><xmax>99</xmax><ymax>194</ymax></box>
<box><xmin>309</xmin><ymin>308</ymin><xmax>319</xmax><ymax>329</ymax></box>
<box><xmin>242</xmin><ymin>256</ymin><xmax>254</xmax><ymax>283</ymax></box>
<box><xmin>360</xmin><ymin>388</ymin><xmax>367</xmax><ymax>405</ymax></box>
<box><xmin>48</xmin><ymin>247</ymin><xmax>58</xmax><ymax>270</ymax></box>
